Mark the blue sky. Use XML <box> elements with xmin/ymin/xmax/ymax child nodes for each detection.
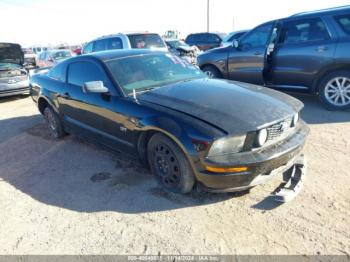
<box><xmin>0</xmin><ymin>0</ymin><xmax>349</xmax><ymax>47</ymax></box>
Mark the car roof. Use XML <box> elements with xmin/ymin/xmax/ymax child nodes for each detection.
<box><xmin>89</xmin><ymin>32</ymin><xmax>160</xmax><ymax>42</ymax></box>
<box><xmin>188</xmin><ymin>32</ymin><xmax>224</xmax><ymax>35</ymax></box>
<box><xmin>49</xmin><ymin>49</ymin><xmax>70</xmax><ymax>53</ymax></box>
<box><xmin>80</xmin><ymin>49</ymin><xmax>167</xmax><ymax>62</ymax></box>
<box><xmin>291</xmin><ymin>5</ymin><xmax>350</xmax><ymax>18</ymax></box>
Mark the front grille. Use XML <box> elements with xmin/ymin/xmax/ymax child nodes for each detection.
<box><xmin>267</xmin><ymin>118</ymin><xmax>293</xmax><ymax>142</ymax></box>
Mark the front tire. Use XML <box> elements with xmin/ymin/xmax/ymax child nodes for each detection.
<box><xmin>147</xmin><ymin>133</ymin><xmax>195</xmax><ymax>194</ymax></box>
<box><xmin>319</xmin><ymin>70</ymin><xmax>350</xmax><ymax>111</ymax></box>
<box><xmin>43</xmin><ymin>106</ymin><xmax>66</xmax><ymax>139</ymax></box>
<box><xmin>201</xmin><ymin>65</ymin><xmax>222</xmax><ymax>79</ymax></box>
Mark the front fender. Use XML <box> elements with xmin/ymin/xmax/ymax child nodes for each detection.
<box><xmin>140</xmin><ymin>116</ymin><xmax>200</xmax><ymax>157</ymax></box>
<box><xmin>137</xmin><ymin>114</ymin><xmax>220</xmax><ymax>178</ymax></box>
<box><xmin>197</xmin><ymin>47</ymin><xmax>230</xmax><ymax>77</ymax></box>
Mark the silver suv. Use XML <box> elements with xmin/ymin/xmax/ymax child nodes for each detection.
<box><xmin>82</xmin><ymin>32</ymin><xmax>167</xmax><ymax>54</ymax></box>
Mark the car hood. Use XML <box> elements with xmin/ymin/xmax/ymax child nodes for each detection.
<box><xmin>138</xmin><ymin>78</ymin><xmax>303</xmax><ymax>135</ymax></box>
<box><xmin>176</xmin><ymin>45</ymin><xmax>196</xmax><ymax>52</ymax></box>
<box><xmin>0</xmin><ymin>43</ymin><xmax>24</xmax><ymax>65</ymax></box>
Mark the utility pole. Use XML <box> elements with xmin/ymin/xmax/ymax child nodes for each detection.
<box><xmin>207</xmin><ymin>0</ymin><xmax>210</xmax><ymax>32</ymax></box>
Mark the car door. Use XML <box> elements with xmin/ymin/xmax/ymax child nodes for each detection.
<box><xmin>228</xmin><ymin>22</ymin><xmax>275</xmax><ymax>84</ymax></box>
<box><xmin>58</xmin><ymin>60</ymin><xmax>134</xmax><ymax>150</ymax></box>
<box><xmin>269</xmin><ymin>17</ymin><xmax>335</xmax><ymax>89</ymax></box>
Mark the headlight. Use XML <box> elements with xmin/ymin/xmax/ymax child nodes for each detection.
<box><xmin>256</xmin><ymin>128</ymin><xmax>268</xmax><ymax>147</ymax></box>
<box><xmin>207</xmin><ymin>134</ymin><xmax>246</xmax><ymax>157</ymax></box>
<box><xmin>291</xmin><ymin>113</ymin><xmax>299</xmax><ymax>127</ymax></box>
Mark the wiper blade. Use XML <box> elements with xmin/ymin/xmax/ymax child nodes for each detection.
<box><xmin>132</xmin><ymin>86</ymin><xmax>157</xmax><ymax>94</ymax></box>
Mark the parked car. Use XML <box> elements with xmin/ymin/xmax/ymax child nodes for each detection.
<box><xmin>29</xmin><ymin>46</ymin><xmax>49</xmax><ymax>54</ymax></box>
<box><xmin>72</xmin><ymin>47</ymin><xmax>82</xmax><ymax>56</ymax></box>
<box><xmin>30</xmin><ymin>49</ymin><xmax>308</xmax><ymax>200</ymax></box>
<box><xmin>198</xmin><ymin>6</ymin><xmax>350</xmax><ymax>110</ymax></box>
<box><xmin>165</xmin><ymin>39</ymin><xmax>199</xmax><ymax>64</ymax></box>
<box><xmin>82</xmin><ymin>32</ymin><xmax>167</xmax><ymax>54</ymax></box>
<box><xmin>22</xmin><ymin>48</ymin><xmax>37</xmax><ymax>69</ymax></box>
<box><xmin>221</xmin><ymin>30</ymin><xmax>249</xmax><ymax>48</ymax></box>
<box><xmin>185</xmin><ymin>32</ymin><xmax>225</xmax><ymax>51</ymax></box>
<box><xmin>0</xmin><ymin>43</ymin><xmax>30</xmax><ymax>97</ymax></box>
<box><xmin>36</xmin><ymin>49</ymin><xmax>72</xmax><ymax>68</ymax></box>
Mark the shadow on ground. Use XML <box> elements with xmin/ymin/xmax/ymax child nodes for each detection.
<box><xmin>0</xmin><ymin>115</ymin><xmax>250</xmax><ymax>214</ymax></box>
<box><xmin>0</xmin><ymin>94</ymin><xmax>30</xmax><ymax>103</ymax></box>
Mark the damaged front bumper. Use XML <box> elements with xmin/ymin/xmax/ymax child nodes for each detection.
<box><xmin>195</xmin><ymin>122</ymin><xmax>309</xmax><ymax>200</ymax></box>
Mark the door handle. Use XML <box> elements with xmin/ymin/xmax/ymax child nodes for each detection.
<box><xmin>254</xmin><ymin>51</ymin><xmax>263</xmax><ymax>56</ymax></box>
<box><xmin>315</xmin><ymin>46</ymin><xmax>328</xmax><ymax>52</ymax></box>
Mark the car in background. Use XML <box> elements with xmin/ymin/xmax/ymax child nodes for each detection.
<box><xmin>22</xmin><ymin>48</ymin><xmax>37</xmax><ymax>69</ymax></box>
<box><xmin>197</xmin><ymin>6</ymin><xmax>350</xmax><ymax>110</ymax></box>
<box><xmin>72</xmin><ymin>47</ymin><xmax>82</xmax><ymax>55</ymax></box>
<box><xmin>221</xmin><ymin>30</ymin><xmax>249</xmax><ymax>47</ymax></box>
<box><xmin>165</xmin><ymin>39</ymin><xmax>199</xmax><ymax>64</ymax></box>
<box><xmin>30</xmin><ymin>49</ymin><xmax>308</xmax><ymax>201</ymax></box>
<box><xmin>82</xmin><ymin>32</ymin><xmax>167</xmax><ymax>54</ymax></box>
<box><xmin>185</xmin><ymin>32</ymin><xmax>225</xmax><ymax>51</ymax></box>
<box><xmin>0</xmin><ymin>43</ymin><xmax>29</xmax><ymax>97</ymax></box>
<box><xmin>36</xmin><ymin>49</ymin><xmax>72</xmax><ymax>68</ymax></box>
<box><xmin>29</xmin><ymin>46</ymin><xmax>49</xmax><ymax>54</ymax></box>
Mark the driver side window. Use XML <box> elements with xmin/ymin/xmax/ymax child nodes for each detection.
<box><xmin>67</xmin><ymin>61</ymin><xmax>108</xmax><ymax>88</ymax></box>
<box><xmin>240</xmin><ymin>23</ymin><xmax>273</xmax><ymax>49</ymax></box>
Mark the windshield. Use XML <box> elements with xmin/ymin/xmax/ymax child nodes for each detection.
<box><xmin>128</xmin><ymin>34</ymin><xmax>166</xmax><ymax>49</ymax></box>
<box><xmin>51</xmin><ymin>50</ymin><xmax>72</xmax><ymax>60</ymax></box>
<box><xmin>22</xmin><ymin>48</ymin><xmax>34</xmax><ymax>55</ymax></box>
<box><xmin>223</xmin><ymin>31</ymin><xmax>247</xmax><ymax>42</ymax></box>
<box><xmin>106</xmin><ymin>53</ymin><xmax>205</xmax><ymax>95</ymax></box>
<box><xmin>0</xmin><ymin>63</ymin><xmax>21</xmax><ymax>70</ymax></box>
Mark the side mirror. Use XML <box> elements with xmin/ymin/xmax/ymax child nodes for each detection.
<box><xmin>82</xmin><ymin>81</ymin><xmax>109</xmax><ymax>93</ymax></box>
<box><xmin>232</xmin><ymin>39</ymin><xmax>239</xmax><ymax>49</ymax></box>
<box><xmin>267</xmin><ymin>43</ymin><xmax>275</xmax><ymax>55</ymax></box>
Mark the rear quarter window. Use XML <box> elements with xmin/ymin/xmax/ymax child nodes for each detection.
<box><xmin>335</xmin><ymin>14</ymin><xmax>350</xmax><ymax>35</ymax></box>
<box><xmin>93</xmin><ymin>39</ymin><xmax>107</xmax><ymax>52</ymax></box>
<box><xmin>128</xmin><ymin>34</ymin><xmax>165</xmax><ymax>49</ymax></box>
<box><xmin>206</xmin><ymin>34</ymin><xmax>221</xmax><ymax>43</ymax></box>
<box><xmin>107</xmin><ymin>37</ymin><xmax>123</xmax><ymax>49</ymax></box>
<box><xmin>83</xmin><ymin>42</ymin><xmax>93</xmax><ymax>54</ymax></box>
<box><xmin>185</xmin><ymin>34</ymin><xmax>196</xmax><ymax>43</ymax></box>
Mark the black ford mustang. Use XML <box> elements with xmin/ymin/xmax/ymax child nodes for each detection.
<box><xmin>30</xmin><ymin>49</ymin><xmax>309</xmax><ymax>201</ymax></box>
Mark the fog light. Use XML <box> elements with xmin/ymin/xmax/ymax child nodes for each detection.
<box><xmin>256</xmin><ymin>128</ymin><xmax>268</xmax><ymax>147</ymax></box>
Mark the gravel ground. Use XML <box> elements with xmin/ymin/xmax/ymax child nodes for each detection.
<box><xmin>0</xmin><ymin>94</ymin><xmax>349</xmax><ymax>255</ymax></box>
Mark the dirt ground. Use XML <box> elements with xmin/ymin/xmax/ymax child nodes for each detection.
<box><xmin>0</xmin><ymin>94</ymin><xmax>349</xmax><ymax>255</ymax></box>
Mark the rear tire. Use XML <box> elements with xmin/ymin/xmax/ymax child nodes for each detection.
<box><xmin>319</xmin><ymin>70</ymin><xmax>350</xmax><ymax>111</ymax></box>
<box><xmin>147</xmin><ymin>133</ymin><xmax>195</xmax><ymax>194</ymax></box>
<box><xmin>201</xmin><ymin>65</ymin><xmax>222</xmax><ymax>79</ymax></box>
<box><xmin>43</xmin><ymin>106</ymin><xmax>66</xmax><ymax>139</ymax></box>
